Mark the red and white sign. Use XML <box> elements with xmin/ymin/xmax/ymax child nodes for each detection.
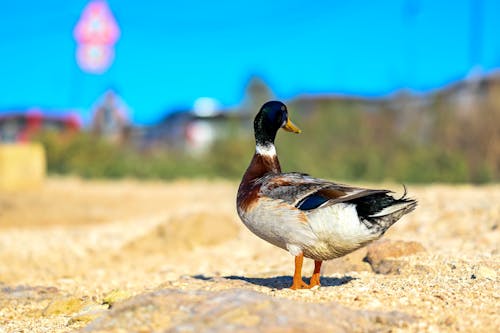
<box><xmin>74</xmin><ymin>1</ymin><xmax>120</xmax><ymax>74</ymax></box>
<box><xmin>76</xmin><ymin>44</ymin><xmax>115</xmax><ymax>74</ymax></box>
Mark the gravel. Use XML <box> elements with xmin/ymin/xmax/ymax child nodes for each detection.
<box><xmin>0</xmin><ymin>179</ymin><xmax>498</xmax><ymax>332</ymax></box>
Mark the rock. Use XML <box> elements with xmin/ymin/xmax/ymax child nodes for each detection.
<box><xmin>364</xmin><ymin>240</ymin><xmax>426</xmax><ymax>274</ymax></box>
<box><xmin>102</xmin><ymin>289</ymin><xmax>132</xmax><ymax>307</ymax></box>
<box><xmin>371</xmin><ymin>259</ymin><xmax>408</xmax><ymax>275</ymax></box>
<box><xmin>82</xmin><ymin>289</ymin><xmax>415</xmax><ymax>332</ymax></box>
<box><xmin>43</xmin><ymin>297</ymin><xmax>93</xmax><ymax>316</ymax></box>
<box><xmin>473</xmin><ymin>266</ymin><xmax>497</xmax><ymax>281</ymax></box>
<box><xmin>67</xmin><ymin>304</ymin><xmax>109</xmax><ymax>326</ymax></box>
<box><xmin>365</xmin><ymin>240</ymin><xmax>426</xmax><ymax>263</ymax></box>
<box><xmin>68</xmin><ymin>313</ymin><xmax>101</xmax><ymax>326</ymax></box>
<box><xmin>443</xmin><ymin>315</ymin><xmax>455</xmax><ymax>326</ymax></box>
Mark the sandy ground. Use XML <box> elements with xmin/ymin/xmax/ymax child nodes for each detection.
<box><xmin>0</xmin><ymin>178</ymin><xmax>498</xmax><ymax>332</ymax></box>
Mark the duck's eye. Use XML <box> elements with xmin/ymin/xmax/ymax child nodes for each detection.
<box><xmin>280</xmin><ymin>106</ymin><xmax>286</xmax><ymax>111</ymax></box>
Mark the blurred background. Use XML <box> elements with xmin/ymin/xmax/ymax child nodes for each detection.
<box><xmin>0</xmin><ymin>0</ymin><xmax>499</xmax><ymax>185</ymax></box>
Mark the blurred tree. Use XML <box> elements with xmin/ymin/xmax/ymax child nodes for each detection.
<box><xmin>35</xmin><ymin>75</ymin><xmax>500</xmax><ymax>183</ymax></box>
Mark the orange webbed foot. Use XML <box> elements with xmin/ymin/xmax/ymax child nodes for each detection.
<box><xmin>290</xmin><ymin>253</ymin><xmax>308</xmax><ymax>290</ymax></box>
<box><xmin>308</xmin><ymin>260</ymin><xmax>322</xmax><ymax>288</ymax></box>
<box><xmin>289</xmin><ymin>255</ymin><xmax>323</xmax><ymax>290</ymax></box>
<box><xmin>290</xmin><ymin>278</ymin><xmax>310</xmax><ymax>290</ymax></box>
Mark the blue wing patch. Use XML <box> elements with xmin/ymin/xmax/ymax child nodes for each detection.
<box><xmin>296</xmin><ymin>194</ymin><xmax>330</xmax><ymax>210</ymax></box>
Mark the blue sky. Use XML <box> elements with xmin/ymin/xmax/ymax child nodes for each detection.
<box><xmin>0</xmin><ymin>0</ymin><xmax>499</xmax><ymax>124</ymax></box>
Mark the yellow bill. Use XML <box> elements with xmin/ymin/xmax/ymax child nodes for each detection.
<box><xmin>282</xmin><ymin>118</ymin><xmax>302</xmax><ymax>133</ymax></box>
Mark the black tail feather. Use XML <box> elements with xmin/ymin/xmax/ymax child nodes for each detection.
<box><xmin>352</xmin><ymin>186</ymin><xmax>417</xmax><ymax>220</ymax></box>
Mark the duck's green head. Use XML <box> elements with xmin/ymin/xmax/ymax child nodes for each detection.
<box><xmin>254</xmin><ymin>101</ymin><xmax>301</xmax><ymax>145</ymax></box>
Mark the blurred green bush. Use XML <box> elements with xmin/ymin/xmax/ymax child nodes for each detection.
<box><xmin>36</xmin><ymin>96</ymin><xmax>499</xmax><ymax>183</ymax></box>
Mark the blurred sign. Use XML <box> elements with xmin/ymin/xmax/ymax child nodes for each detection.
<box><xmin>74</xmin><ymin>0</ymin><xmax>120</xmax><ymax>74</ymax></box>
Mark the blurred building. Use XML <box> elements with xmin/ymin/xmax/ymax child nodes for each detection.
<box><xmin>0</xmin><ymin>109</ymin><xmax>80</xmax><ymax>142</ymax></box>
<box><xmin>91</xmin><ymin>90</ymin><xmax>131</xmax><ymax>143</ymax></box>
<box><xmin>139</xmin><ymin>106</ymin><xmax>251</xmax><ymax>154</ymax></box>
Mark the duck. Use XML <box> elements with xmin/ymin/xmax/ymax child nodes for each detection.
<box><xmin>237</xmin><ymin>101</ymin><xmax>417</xmax><ymax>290</ymax></box>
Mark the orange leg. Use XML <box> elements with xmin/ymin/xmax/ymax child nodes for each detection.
<box><xmin>290</xmin><ymin>253</ymin><xmax>309</xmax><ymax>289</ymax></box>
<box><xmin>309</xmin><ymin>260</ymin><xmax>322</xmax><ymax>287</ymax></box>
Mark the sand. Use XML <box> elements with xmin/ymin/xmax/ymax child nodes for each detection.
<box><xmin>0</xmin><ymin>178</ymin><xmax>498</xmax><ymax>332</ymax></box>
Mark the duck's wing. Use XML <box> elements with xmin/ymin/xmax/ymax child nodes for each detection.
<box><xmin>258</xmin><ymin>172</ymin><xmax>390</xmax><ymax>210</ymax></box>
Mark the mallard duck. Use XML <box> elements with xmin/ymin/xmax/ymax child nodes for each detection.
<box><xmin>237</xmin><ymin>101</ymin><xmax>417</xmax><ymax>290</ymax></box>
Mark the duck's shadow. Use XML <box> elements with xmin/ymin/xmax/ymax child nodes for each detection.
<box><xmin>193</xmin><ymin>274</ymin><xmax>356</xmax><ymax>289</ymax></box>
